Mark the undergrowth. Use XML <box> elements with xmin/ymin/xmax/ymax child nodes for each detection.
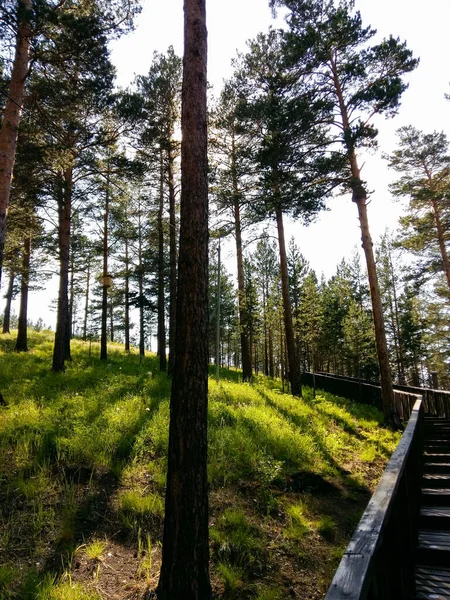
<box><xmin>0</xmin><ymin>330</ymin><xmax>401</xmax><ymax>599</ymax></box>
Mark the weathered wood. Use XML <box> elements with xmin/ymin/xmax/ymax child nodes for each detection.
<box><xmin>324</xmin><ymin>397</ymin><xmax>423</xmax><ymax>600</ymax></box>
<box><xmin>302</xmin><ymin>371</ymin><xmax>450</xmax><ymax>420</ymax></box>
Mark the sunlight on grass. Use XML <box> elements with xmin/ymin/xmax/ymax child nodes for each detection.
<box><xmin>0</xmin><ymin>331</ymin><xmax>402</xmax><ymax>599</ymax></box>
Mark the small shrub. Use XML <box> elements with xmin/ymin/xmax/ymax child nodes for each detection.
<box><xmin>317</xmin><ymin>515</ymin><xmax>337</xmax><ymax>542</ymax></box>
<box><xmin>285</xmin><ymin>501</ymin><xmax>311</xmax><ymax>540</ymax></box>
<box><xmin>216</xmin><ymin>562</ymin><xmax>244</xmax><ymax>598</ymax></box>
<box><xmin>84</xmin><ymin>539</ymin><xmax>106</xmax><ymax>560</ymax></box>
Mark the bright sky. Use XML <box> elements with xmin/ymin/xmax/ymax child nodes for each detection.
<box><xmin>15</xmin><ymin>0</ymin><xmax>450</xmax><ymax>329</ymax></box>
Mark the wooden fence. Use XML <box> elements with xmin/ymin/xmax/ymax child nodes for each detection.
<box><xmin>325</xmin><ymin>396</ymin><xmax>424</xmax><ymax>600</ymax></box>
<box><xmin>301</xmin><ymin>372</ymin><xmax>450</xmax><ymax>420</ymax></box>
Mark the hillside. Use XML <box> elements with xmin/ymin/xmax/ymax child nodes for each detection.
<box><xmin>0</xmin><ymin>331</ymin><xmax>400</xmax><ymax>599</ymax></box>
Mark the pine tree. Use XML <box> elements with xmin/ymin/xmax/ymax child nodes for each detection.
<box><xmin>234</xmin><ymin>28</ymin><xmax>335</xmax><ymax>396</ymax></box>
<box><xmin>387</xmin><ymin>126</ymin><xmax>450</xmax><ymax>298</ymax></box>
<box><xmin>135</xmin><ymin>47</ymin><xmax>182</xmax><ymax>374</ymax></box>
<box><xmin>270</xmin><ymin>0</ymin><xmax>418</xmax><ymax>422</ymax></box>
<box><xmin>157</xmin><ymin>0</ymin><xmax>211</xmax><ymax>596</ymax></box>
<box><xmin>0</xmin><ymin>0</ymin><xmax>32</xmax><ymax>289</ymax></box>
<box><xmin>210</xmin><ymin>80</ymin><xmax>257</xmax><ymax>382</ymax></box>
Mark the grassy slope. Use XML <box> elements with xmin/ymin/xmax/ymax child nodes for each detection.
<box><xmin>0</xmin><ymin>331</ymin><xmax>400</xmax><ymax>600</ymax></box>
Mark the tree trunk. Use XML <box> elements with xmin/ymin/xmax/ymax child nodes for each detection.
<box><xmin>431</xmin><ymin>197</ymin><xmax>450</xmax><ymax>293</ymax></box>
<box><xmin>167</xmin><ymin>144</ymin><xmax>177</xmax><ymax>376</ymax></box>
<box><xmin>110</xmin><ymin>297</ymin><xmax>114</xmax><ymax>343</ymax></box>
<box><xmin>124</xmin><ymin>235</ymin><xmax>130</xmax><ymax>353</ymax></box>
<box><xmin>82</xmin><ymin>259</ymin><xmax>90</xmax><ymax>342</ymax></box>
<box><xmin>331</xmin><ymin>56</ymin><xmax>396</xmax><ymax>423</ymax></box>
<box><xmin>0</xmin><ymin>0</ymin><xmax>32</xmax><ymax>290</ymax></box>
<box><xmin>2</xmin><ymin>270</ymin><xmax>15</xmax><ymax>333</ymax></box>
<box><xmin>138</xmin><ymin>270</ymin><xmax>145</xmax><ymax>358</ymax></box>
<box><xmin>15</xmin><ymin>233</ymin><xmax>30</xmax><ymax>352</ymax></box>
<box><xmin>263</xmin><ymin>286</ymin><xmax>269</xmax><ymax>376</ymax></box>
<box><xmin>138</xmin><ymin>201</ymin><xmax>145</xmax><ymax>358</ymax></box>
<box><xmin>100</xmin><ymin>170</ymin><xmax>110</xmax><ymax>361</ymax></box>
<box><xmin>389</xmin><ymin>251</ymin><xmax>405</xmax><ymax>384</ymax></box>
<box><xmin>354</xmin><ymin>192</ymin><xmax>396</xmax><ymax>422</ymax></box>
<box><xmin>268</xmin><ymin>326</ymin><xmax>274</xmax><ymax>378</ymax></box>
<box><xmin>52</xmin><ymin>169</ymin><xmax>72</xmax><ymax>372</ymax></box>
<box><xmin>231</xmin><ymin>132</ymin><xmax>252</xmax><ymax>382</ymax></box>
<box><xmin>275</xmin><ymin>205</ymin><xmax>302</xmax><ymax>396</ymax></box>
<box><xmin>158</xmin><ymin>147</ymin><xmax>167</xmax><ymax>371</ymax></box>
<box><xmin>69</xmin><ymin>234</ymin><xmax>76</xmax><ymax>338</ymax></box>
<box><xmin>157</xmin><ymin>0</ymin><xmax>211</xmax><ymax>596</ymax></box>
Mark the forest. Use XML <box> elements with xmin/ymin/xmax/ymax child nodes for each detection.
<box><xmin>0</xmin><ymin>0</ymin><xmax>449</xmax><ymax>598</ymax></box>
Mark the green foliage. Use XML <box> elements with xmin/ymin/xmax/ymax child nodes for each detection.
<box><xmin>285</xmin><ymin>501</ymin><xmax>311</xmax><ymax>540</ymax></box>
<box><xmin>83</xmin><ymin>539</ymin><xmax>106</xmax><ymax>561</ymax></box>
<box><xmin>216</xmin><ymin>562</ymin><xmax>244</xmax><ymax>597</ymax></box>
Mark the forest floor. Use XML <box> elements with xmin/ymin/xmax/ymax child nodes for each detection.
<box><xmin>0</xmin><ymin>331</ymin><xmax>401</xmax><ymax>600</ymax></box>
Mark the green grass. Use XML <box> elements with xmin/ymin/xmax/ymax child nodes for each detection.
<box><xmin>0</xmin><ymin>330</ymin><xmax>401</xmax><ymax>599</ymax></box>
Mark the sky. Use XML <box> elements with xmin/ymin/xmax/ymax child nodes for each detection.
<box><xmin>11</xmin><ymin>0</ymin><xmax>450</xmax><ymax>329</ymax></box>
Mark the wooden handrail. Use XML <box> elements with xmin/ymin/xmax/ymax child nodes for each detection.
<box><xmin>325</xmin><ymin>395</ymin><xmax>423</xmax><ymax>600</ymax></box>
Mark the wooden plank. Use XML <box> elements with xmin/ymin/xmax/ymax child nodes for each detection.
<box><xmin>418</xmin><ymin>530</ymin><xmax>450</xmax><ymax>551</ymax></box>
<box><xmin>324</xmin><ymin>397</ymin><xmax>423</xmax><ymax>600</ymax></box>
<box><xmin>324</xmin><ymin>554</ymin><xmax>373</xmax><ymax>600</ymax></box>
<box><xmin>416</xmin><ymin>565</ymin><xmax>450</xmax><ymax>599</ymax></box>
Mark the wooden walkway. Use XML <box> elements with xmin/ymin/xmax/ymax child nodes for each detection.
<box><xmin>324</xmin><ymin>392</ymin><xmax>450</xmax><ymax>599</ymax></box>
<box><xmin>415</xmin><ymin>417</ymin><xmax>450</xmax><ymax>600</ymax></box>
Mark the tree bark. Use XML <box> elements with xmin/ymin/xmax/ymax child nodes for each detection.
<box><xmin>2</xmin><ymin>271</ymin><xmax>15</xmax><ymax>333</ymax></box>
<box><xmin>52</xmin><ymin>169</ymin><xmax>72</xmax><ymax>372</ymax></box>
<box><xmin>69</xmin><ymin>246</ymin><xmax>75</xmax><ymax>338</ymax></box>
<box><xmin>15</xmin><ymin>233</ymin><xmax>30</xmax><ymax>352</ymax></box>
<box><xmin>82</xmin><ymin>259</ymin><xmax>90</xmax><ymax>342</ymax></box>
<box><xmin>431</xmin><ymin>197</ymin><xmax>450</xmax><ymax>292</ymax></box>
<box><xmin>157</xmin><ymin>0</ymin><xmax>211</xmax><ymax>597</ymax></box>
<box><xmin>331</xmin><ymin>55</ymin><xmax>396</xmax><ymax>423</ymax></box>
<box><xmin>275</xmin><ymin>205</ymin><xmax>302</xmax><ymax>396</ymax></box>
<box><xmin>137</xmin><ymin>201</ymin><xmax>145</xmax><ymax>358</ymax></box>
<box><xmin>167</xmin><ymin>144</ymin><xmax>177</xmax><ymax>376</ymax></box>
<box><xmin>124</xmin><ymin>235</ymin><xmax>130</xmax><ymax>352</ymax></box>
<box><xmin>0</xmin><ymin>0</ymin><xmax>32</xmax><ymax>290</ymax></box>
<box><xmin>157</xmin><ymin>147</ymin><xmax>167</xmax><ymax>371</ymax></box>
<box><xmin>354</xmin><ymin>192</ymin><xmax>396</xmax><ymax>421</ymax></box>
<box><xmin>100</xmin><ymin>169</ymin><xmax>110</xmax><ymax>361</ymax></box>
<box><xmin>231</xmin><ymin>132</ymin><xmax>252</xmax><ymax>382</ymax></box>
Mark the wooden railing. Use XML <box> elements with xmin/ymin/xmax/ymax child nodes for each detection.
<box><xmin>301</xmin><ymin>371</ymin><xmax>450</xmax><ymax>420</ymax></box>
<box><xmin>324</xmin><ymin>395</ymin><xmax>424</xmax><ymax>600</ymax></box>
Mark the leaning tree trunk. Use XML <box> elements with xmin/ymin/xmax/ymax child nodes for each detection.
<box><xmin>157</xmin><ymin>148</ymin><xmax>167</xmax><ymax>371</ymax></box>
<box><xmin>431</xmin><ymin>197</ymin><xmax>450</xmax><ymax>293</ymax></box>
<box><xmin>52</xmin><ymin>170</ymin><xmax>72</xmax><ymax>372</ymax></box>
<box><xmin>167</xmin><ymin>144</ymin><xmax>177</xmax><ymax>376</ymax></box>
<box><xmin>0</xmin><ymin>0</ymin><xmax>32</xmax><ymax>290</ymax></box>
<box><xmin>15</xmin><ymin>233</ymin><xmax>30</xmax><ymax>352</ymax></box>
<box><xmin>353</xmin><ymin>187</ymin><xmax>396</xmax><ymax>422</ymax></box>
<box><xmin>331</xmin><ymin>58</ymin><xmax>396</xmax><ymax>423</ymax></box>
<box><xmin>2</xmin><ymin>270</ymin><xmax>15</xmax><ymax>333</ymax></box>
<box><xmin>157</xmin><ymin>0</ymin><xmax>211</xmax><ymax>596</ymax></box>
<box><xmin>275</xmin><ymin>205</ymin><xmax>302</xmax><ymax>397</ymax></box>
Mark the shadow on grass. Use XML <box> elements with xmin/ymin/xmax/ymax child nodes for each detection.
<box><xmin>0</xmin><ymin>337</ymin><xmax>170</xmax><ymax>596</ymax></box>
<box><xmin>254</xmin><ymin>388</ymin><xmax>368</xmax><ymax>486</ymax></box>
